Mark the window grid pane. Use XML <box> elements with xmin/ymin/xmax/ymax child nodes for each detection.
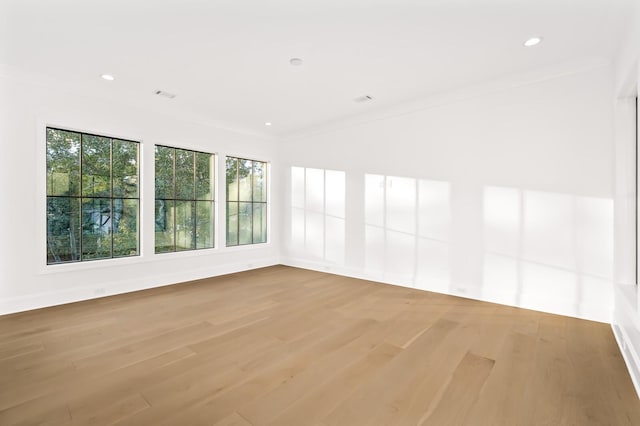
<box><xmin>226</xmin><ymin>157</ymin><xmax>267</xmax><ymax>246</ymax></box>
<box><xmin>155</xmin><ymin>200</ymin><xmax>175</xmax><ymax>253</ymax></box>
<box><xmin>238</xmin><ymin>159</ymin><xmax>253</xmax><ymax>202</ymax></box>
<box><xmin>175</xmin><ymin>149</ymin><xmax>195</xmax><ymax>200</ymax></box>
<box><xmin>196</xmin><ymin>201</ymin><xmax>215</xmax><ymax>249</ymax></box>
<box><xmin>113</xmin><ymin>140</ymin><xmax>139</xmax><ymax>198</ymax></box>
<box><xmin>81</xmin><ymin>197</ymin><xmax>113</xmax><ymax>260</ymax></box>
<box><xmin>196</xmin><ymin>152</ymin><xmax>214</xmax><ymax>201</ymax></box>
<box><xmin>46</xmin><ymin>196</ymin><xmax>81</xmax><ymax>263</ymax></box>
<box><xmin>81</xmin><ymin>135</ymin><xmax>111</xmax><ymax>198</ymax></box>
<box><xmin>155</xmin><ymin>145</ymin><xmax>215</xmax><ymax>253</ymax></box>
<box><xmin>253</xmin><ymin>161</ymin><xmax>266</xmax><ymax>202</ymax></box>
<box><xmin>155</xmin><ymin>146</ymin><xmax>175</xmax><ymax>199</ymax></box>
<box><xmin>46</xmin><ymin>129</ymin><xmax>80</xmax><ymax>197</ymax></box>
<box><xmin>113</xmin><ymin>199</ymin><xmax>139</xmax><ymax>257</ymax></box>
<box><xmin>227</xmin><ymin>201</ymin><xmax>239</xmax><ymax>246</ymax></box>
<box><xmin>175</xmin><ymin>200</ymin><xmax>196</xmax><ymax>251</ymax></box>
<box><xmin>226</xmin><ymin>157</ymin><xmax>238</xmax><ymax>202</ymax></box>
<box><xmin>46</xmin><ymin>128</ymin><xmax>139</xmax><ymax>265</ymax></box>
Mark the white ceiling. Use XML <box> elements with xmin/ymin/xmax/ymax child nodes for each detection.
<box><xmin>0</xmin><ymin>0</ymin><xmax>635</xmax><ymax>137</ymax></box>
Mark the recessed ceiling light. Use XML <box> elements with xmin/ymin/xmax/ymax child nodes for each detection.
<box><xmin>289</xmin><ymin>58</ymin><xmax>303</xmax><ymax>66</ymax></box>
<box><xmin>101</xmin><ymin>74</ymin><xmax>115</xmax><ymax>81</ymax></box>
<box><xmin>264</xmin><ymin>122</ymin><xmax>272</xmax><ymax>126</ymax></box>
<box><xmin>523</xmin><ymin>37</ymin><xmax>543</xmax><ymax>47</ymax></box>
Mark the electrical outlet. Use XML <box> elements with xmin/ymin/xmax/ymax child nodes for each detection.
<box><xmin>95</xmin><ymin>287</ymin><xmax>106</xmax><ymax>295</ymax></box>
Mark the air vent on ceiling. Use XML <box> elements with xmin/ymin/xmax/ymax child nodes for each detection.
<box><xmin>154</xmin><ymin>90</ymin><xmax>176</xmax><ymax>99</ymax></box>
<box><xmin>353</xmin><ymin>95</ymin><xmax>374</xmax><ymax>103</ymax></box>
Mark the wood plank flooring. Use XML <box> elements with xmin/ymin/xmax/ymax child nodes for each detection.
<box><xmin>0</xmin><ymin>265</ymin><xmax>638</xmax><ymax>425</ymax></box>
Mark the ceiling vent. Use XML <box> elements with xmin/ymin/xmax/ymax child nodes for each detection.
<box><xmin>154</xmin><ymin>90</ymin><xmax>176</xmax><ymax>99</ymax></box>
<box><xmin>353</xmin><ymin>95</ymin><xmax>374</xmax><ymax>103</ymax></box>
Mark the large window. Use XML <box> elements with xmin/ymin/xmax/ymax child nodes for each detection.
<box><xmin>155</xmin><ymin>145</ymin><xmax>215</xmax><ymax>253</ymax></box>
<box><xmin>46</xmin><ymin>128</ymin><xmax>139</xmax><ymax>264</ymax></box>
<box><xmin>226</xmin><ymin>157</ymin><xmax>267</xmax><ymax>246</ymax></box>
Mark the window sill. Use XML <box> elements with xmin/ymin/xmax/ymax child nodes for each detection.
<box><xmin>38</xmin><ymin>242</ymin><xmax>273</xmax><ymax>275</ymax></box>
<box><xmin>223</xmin><ymin>241</ymin><xmax>271</xmax><ymax>251</ymax></box>
<box><xmin>39</xmin><ymin>254</ymin><xmax>145</xmax><ymax>275</ymax></box>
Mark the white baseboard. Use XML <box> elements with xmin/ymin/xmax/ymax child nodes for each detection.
<box><xmin>281</xmin><ymin>257</ymin><xmax>612</xmax><ymax>323</ymax></box>
<box><xmin>0</xmin><ymin>257</ymin><xmax>279</xmax><ymax>315</ymax></box>
<box><xmin>612</xmin><ymin>323</ymin><xmax>640</xmax><ymax>399</ymax></box>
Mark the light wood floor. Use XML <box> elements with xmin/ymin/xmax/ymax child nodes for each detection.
<box><xmin>1</xmin><ymin>266</ymin><xmax>639</xmax><ymax>425</ymax></box>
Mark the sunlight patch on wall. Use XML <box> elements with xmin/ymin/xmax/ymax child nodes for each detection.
<box><xmin>291</xmin><ymin>167</ymin><xmax>345</xmax><ymax>264</ymax></box>
<box><xmin>482</xmin><ymin>186</ymin><xmax>614</xmax><ymax>313</ymax></box>
<box><xmin>364</xmin><ymin>174</ymin><xmax>451</xmax><ymax>290</ymax></box>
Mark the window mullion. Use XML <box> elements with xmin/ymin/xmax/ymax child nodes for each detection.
<box><xmin>173</xmin><ymin>148</ymin><xmax>177</xmax><ymax>252</ymax></box>
<box><xmin>236</xmin><ymin>160</ymin><xmax>240</xmax><ymax>244</ymax></box>
<box><xmin>110</xmin><ymin>138</ymin><xmax>114</xmax><ymax>258</ymax></box>
<box><xmin>250</xmin><ymin>160</ymin><xmax>254</xmax><ymax>244</ymax></box>
<box><xmin>192</xmin><ymin>152</ymin><xmax>197</xmax><ymax>250</ymax></box>
<box><xmin>79</xmin><ymin>133</ymin><xmax>84</xmax><ymax>261</ymax></box>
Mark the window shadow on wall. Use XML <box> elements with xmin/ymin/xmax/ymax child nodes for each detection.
<box><xmin>364</xmin><ymin>174</ymin><xmax>451</xmax><ymax>292</ymax></box>
<box><xmin>289</xmin><ymin>168</ymin><xmax>613</xmax><ymax>318</ymax></box>
<box><xmin>291</xmin><ymin>166</ymin><xmax>346</xmax><ymax>264</ymax></box>
<box><xmin>361</xmin><ymin>175</ymin><xmax>613</xmax><ymax>318</ymax></box>
<box><xmin>482</xmin><ymin>186</ymin><xmax>613</xmax><ymax>316</ymax></box>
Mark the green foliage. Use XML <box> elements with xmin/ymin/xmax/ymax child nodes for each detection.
<box><xmin>113</xmin><ymin>140</ymin><xmax>138</xmax><ymax>198</ymax></box>
<box><xmin>196</xmin><ymin>201</ymin><xmax>214</xmax><ymax>248</ymax></box>
<box><xmin>195</xmin><ymin>152</ymin><xmax>213</xmax><ymax>200</ymax></box>
<box><xmin>226</xmin><ymin>157</ymin><xmax>238</xmax><ymax>201</ymax></box>
<box><xmin>154</xmin><ymin>200</ymin><xmax>174</xmax><ymax>253</ymax></box>
<box><xmin>253</xmin><ymin>161</ymin><xmax>266</xmax><ymax>202</ymax></box>
<box><xmin>82</xmin><ymin>135</ymin><xmax>111</xmax><ymax>197</ymax></box>
<box><xmin>175</xmin><ymin>149</ymin><xmax>195</xmax><ymax>200</ymax></box>
<box><xmin>46</xmin><ymin>197</ymin><xmax>80</xmax><ymax>263</ymax></box>
<box><xmin>46</xmin><ymin>129</ymin><xmax>80</xmax><ymax>196</ymax></box>
<box><xmin>81</xmin><ymin>198</ymin><xmax>112</xmax><ymax>260</ymax></box>
<box><xmin>113</xmin><ymin>199</ymin><xmax>138</xmax><ymax>257</ymax></box>
<box><xmin>155</xmin><ymin>146</ymin><xmax>174</xmax><ymax>199</ymax></box>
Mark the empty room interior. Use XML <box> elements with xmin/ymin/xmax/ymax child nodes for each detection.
<box><xmin>3</xmin><ymin>0</ymin><xmax>640</xmax><ymax>424</ymax></box>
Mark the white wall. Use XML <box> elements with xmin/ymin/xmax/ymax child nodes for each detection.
<box><xmin>612</xmin><ymin>2</ymin><xmax>640</xmax><ymax>398</ymax></box>
<box><xmin>0</xmin><ymin>72</ymin><xmax>280</xmax><ymax>315</ymax></box>
<box><xmin>0</xmin><ymin>61</ymin><xmax>620</xmax><ymax>327</ymax></box>
<box><xmin>280</xmin><ymin>64</ymin><xmax>616</xmax><ymax>323</ymax></box>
